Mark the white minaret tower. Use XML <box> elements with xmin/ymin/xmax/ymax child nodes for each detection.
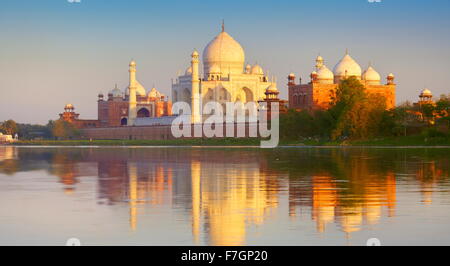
<box><xmin>128</xmin><ymin>60</ymin><xmax>138</xmax><ymax>126</ymax></box>
<box><xmin>191</xmin><ymin>50</ymin><xmax>201</xmax><ymax>124</ymax></box>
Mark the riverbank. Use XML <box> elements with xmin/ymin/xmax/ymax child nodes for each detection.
<box><xmin>12</xmin><ymin>135</ymin><xmax>450</xmax><ymax>147</ymax></box>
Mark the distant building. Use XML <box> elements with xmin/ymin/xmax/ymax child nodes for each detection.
<box><xmin>414</xmin><ymin>89</ymin><xmax>434</xmax><ymax>107</ymax></box>
<box><xmin>59</xmin><ymin>61</ymin><xmax>173</xmax><ymax>129</ymax></box>
<box><xmin>0</xmin><ymin>133</ymin><xmax>15</xmax><ymax>144</ymax></box>
<box><xmin>411</xmin><ymin>89</ymin><xmax>447</xmax><ymax>123</ymax></box>
<box><xmin>100</xmin><ymin>61</ymin><xmax>173</xmax><ymax>127</ymax></box>
<box><xmin>288</xmin><ymin>52</ymin><xmax>396</xmax><ymax>111</ymax></box>
<box><xmin>59</xmin><ymin>104</ymin><xmax>100</xmax><ymax>128</ymax></box>
<box><xmin>258</xmin><ymin>82</ymin><xmax>288</xmax><ymax>120</ymax></box>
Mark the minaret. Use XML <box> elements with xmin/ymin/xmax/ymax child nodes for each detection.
<box><xmin>128</xmin><ymin>60</ymin><xmax>138</xmax><ymax>126</ymax></box>
<box><xmin>191</xmin><ymin>50</ymin><xmax>201</xmax><ymax>124</ymax></box>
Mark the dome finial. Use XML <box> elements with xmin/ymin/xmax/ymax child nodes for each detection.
<box><xmin>221</xmin><ymin>19</ymin><xmax>225</xmax><ymax>32</ymax></box>
<box><xmin>345</xmin><ymin>48</ymin><xmax>349</xmax><ymax>55</ymax></box>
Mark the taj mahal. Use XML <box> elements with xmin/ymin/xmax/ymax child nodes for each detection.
<box><xmin>59</xmin><ymin>22</ymin><xmax>398</xmax><ymax>140</ymax></box>
<box><xmin>172</xmin><ymin>22</ymin><xmax>275</xmax><ymax>123</ymax></box>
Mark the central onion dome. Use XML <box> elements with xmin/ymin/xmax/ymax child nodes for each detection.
<box><xmin>203</xmin><ymin>26</ymin><xmax>245</xmax><ymax>76</ymax></box>
<box><xmin>333</xmin><ymin>52</ymin><xmax>362</xmax><ymax>79</ymax></box>
<box><xmin>209</xmin><ymin>64</ymin><xmax>222</xmax><ymax>74</ymax></box>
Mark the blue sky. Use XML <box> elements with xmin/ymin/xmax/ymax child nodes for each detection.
<box><xmin>1</xmin><ymin>0</ymin><xmax>450</xmax><ymax>124</ymax></box>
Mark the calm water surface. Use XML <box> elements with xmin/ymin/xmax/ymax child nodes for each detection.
<box><xmin>0</xmin><ymin>146</ymin><xmax>450</xmax><ymax>246</ymax></box>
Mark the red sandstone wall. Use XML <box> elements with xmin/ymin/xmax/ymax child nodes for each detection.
<box><xmin>80</xmin><ymin>123</ymin><xmax>267</xmax><ymax>140</ymax></box>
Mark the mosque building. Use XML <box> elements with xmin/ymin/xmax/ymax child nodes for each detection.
<box><xmin>288</xmin><ymin>52</ymin><xmax>396</xmax><ymax>111</ymax></box>
<box><xmin>172</xmin><ymin>22</ymin><xmax>279</xmax><ymax>122</ymax></box>
<box><xmin>60</xmin><ymin>61</ymin><xmax>173</xmax><ymax>128</ymax></box>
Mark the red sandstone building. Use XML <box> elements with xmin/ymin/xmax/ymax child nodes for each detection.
<box><xmin>59</xmin><ymin>61</ymin><xmax>173</xmax><ymax>129</ymax></box>
<box><xmin>288</xmin><ymin>53</ymin><xmax>396</xmax><ymax>111</ymax></box>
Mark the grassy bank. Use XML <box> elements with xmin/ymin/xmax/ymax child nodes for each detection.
<box><xmin>12</xmin><ymin>135</ymin><xmax>450</xmax><ymax>147</ymax></box>
<box><xmin>287</xmin><ymin>135</ymin><xmax>450</xmax><ymax>147</ymax></box>
<box><xmin>14</xmin><ymin>138</ymin><xmax>263</xmax><ymax>147</ymax></box>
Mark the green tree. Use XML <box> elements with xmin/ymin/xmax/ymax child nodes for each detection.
<box><xmin>0</xmin><ymin>120</ymin><xmax>18</xmax><ymax>135</ymax></box>
<box><xmin>329</xmin><ymin>77</ymin><xmax>369</xmax><ymax>140</ymax></box>
<box><xmin>52</xmin><ymin>120</ymin><xmax>80</xmax><ymax>140</ymax></box>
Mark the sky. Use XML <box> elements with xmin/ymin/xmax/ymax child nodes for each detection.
<box><xmin>1</xmin><ymin>0</ymin><xmax>450</xmax><ymax>124</ymax></box>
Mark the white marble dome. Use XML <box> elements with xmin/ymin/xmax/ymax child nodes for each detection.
<box><xmin>251</xmin><ymin>64</ymin><xmax>264</xmax><ymax>75</ymax></box>
<box><xmin>317</xmin><ymin>65</ymin><xmax>334</xmax><ymax>80</ymax></box>
<box><xmin>209</xmin><ymin>64</ymin><xmax>222</xmax><ymax>74</ymax></box>
<box><xmin>203</xmin><ymin>30</ymin><xmax>245</xmax><ymax>75</ymax></box>
<box><xmin>362</xmin><ymin>66</ymin><xmax>381</xmax><ymax>81</ymax></box>
<box><xmin>333</xmin><ymin>53</ymin><xmax>362</xmax><ymax>78</ymax></box>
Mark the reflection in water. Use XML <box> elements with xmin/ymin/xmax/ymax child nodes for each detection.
<box><xmin>1</xmin><ymin>147</ymin><xmax>450</xmax><ymax>245</ymax></box>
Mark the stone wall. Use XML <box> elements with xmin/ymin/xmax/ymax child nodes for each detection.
<box><xmin>80</xmin><ymin>123</ymin><xmax>266</xmax><ymax>140</ymax></box>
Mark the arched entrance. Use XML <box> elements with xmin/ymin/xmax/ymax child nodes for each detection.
<box><xmin>120</xmin><ymin>117</ymin><xmax>128</xmax><ymax>126</ymax></box>
<box><xmin>137</xmin><ymin>108</ymin><xmax>150</xmax><ymax>118</ymax></box>
<box><xmin>239</xmin><ymin>87</ymin><xmax>254</xmax><ymax>103</ymax></box>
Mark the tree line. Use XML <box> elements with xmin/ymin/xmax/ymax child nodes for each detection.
<box><xmin>0</xmin><ymin>120</ymin><xmax>80</xmax><ymax>140</ymax></box>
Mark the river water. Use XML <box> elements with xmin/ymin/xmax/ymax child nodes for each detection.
<box><xmin>0</xmin><ymin>146</ymin><xmax>449</xmax><ymax>246</ymax></box>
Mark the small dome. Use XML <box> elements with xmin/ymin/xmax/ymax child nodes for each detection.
<box><xmin>65</xmin><ymin>104</ymin><xmax>74</xmax><ymax>109</ymax></box>
<box><xmin>209</xmin><ymin>64</ymin><xmax>221</xmax><ymax>74</ymax></box>
<box><xmin>362</xmin><ymin>66</ymin><xmax>381</xmax><ymax>81</ymax></box>
<box><xmin>317</xmin><ymin>65</ymin><xmax>334</xmax><ymax>80</ymax></box>
<box><xmin>316</xmin><ymin>55</ymin><xmax>324</xmax><ymax>61</ymax></box>
<box><xmin>192</xmin><ymin>50</ymin><xmax>199</xmax><ymax>57</ymax></box>
<box><xmin>388</xmin><ymin>73</ymin><xmax>395</xmax><ymax>78</ymax></box>
<box><xmin>421</xmin><ymin>89</ymin><xmax>432</xmax><ymax>97</ymax></box>
<box><xmin>110</xmin><ymin>85</ymin><xmax>122</xmax><ymax>97</ymax></box>
<box><xmin>185</xmin><ymin>66</ymin><xmax>193</xmax><ymax>76</ymax></box>
<box><xmin>333</xmin><ymin>53</ymin><xmax>362</xmax><ymax>77</ymax></box>
<box><xmin>266</xmin><ymin>83</ymin><xmax>279</xmax><ymax>93</ymax></box>
<box><xmin>288</xmin><ymin>72</ymin><xmax>296</xmax><ymax>77</ymax></box>
<box><xmin>148</xmin><ymin>87</ymin><xmax>162</xmax><ymax>98</ymax></box>
<box><xmin>251</xmin><ymin>64</ymin><xmax>264</xmax><ymax>75</ymax></box>
<box><xmin>245</xmin><ymin>64</ymin><xmax>251</xmax><ymax>73</ymax></box>
<box><xmin>129</xmin><ymin>60</ymin><xmax>136</xmax><ymax>67</ymax></box>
